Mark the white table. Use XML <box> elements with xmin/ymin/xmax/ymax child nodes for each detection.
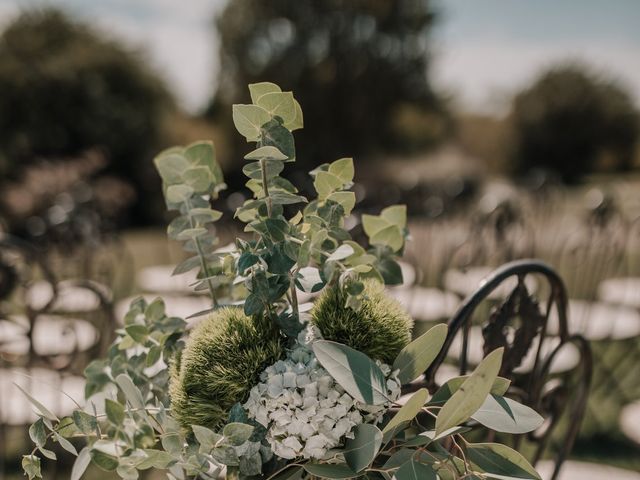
<box><xmin>598</xmin><ymin>277</ymin><xmax>640</xmax><ymax>309</ymax></box>
<box><xmin>447</xmin><ymin>327</ymin><xmax>580</xmax><ymax>374</ymax></box>
<box><xmin>620</xmin><ymin>401</ymin><xmax>640</xmax><ymax>445</ymax></box>
<box><xmin>136</xmin><ymin>265</ymin><xmax>201</xmax><ymax>295</ymax></box>
<box><xmin>0</xmin><ymin>368</ymin><xmax>85</xmax><ymax>425</ymax></box>
<box><xmin>548</xmin><ymin>300</ymin><xmax>640</xmax><ymax>341</ymax></box>
<box><xmin>444</xmin><ymin>266</ymin><xmax>537</xmax><ymax>299</ymax></box>
<box><xmin>389</xmin><ymin>287</ymin><xmax>458</xmax><ymax>322</ymax></box>
<box><xmin>0</xmin><ymin>315</ymin><xmax>98</xmax><ymax>356</ymax></box>
<box><xmin>536</xmin><ymin>460</ymin><xmax>640</xmax><ymax>480</ymax></box>
<box><xmin>26</xmin><ymin>279</ymin><xmax>110</xmax><ymax>312</ymax></box>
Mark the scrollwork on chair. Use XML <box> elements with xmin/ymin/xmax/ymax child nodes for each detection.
<box><xmin>0</xmin><ymin>234</ymin><xmax>115</xmax><ymax>373</ymax></box>
<box><xmin>410</xmin><ymin>259</ymin><xmax>592</xmax><ymax>480</ymax></box>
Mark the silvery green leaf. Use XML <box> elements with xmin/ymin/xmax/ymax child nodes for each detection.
<box><xmin>232</xmin><ymin>104</ymin><xmax>271</xmax><ymax>141</ymax></box>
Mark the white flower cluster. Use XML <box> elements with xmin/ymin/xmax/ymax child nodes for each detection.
<box><xmin>243</xmin><ymin>327</ymin><xmax>401</xmax><ymax>460</ymax></box>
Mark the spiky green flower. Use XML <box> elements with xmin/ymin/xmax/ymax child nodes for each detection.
<box><xmin>311</xmin><ymin>279</ymin><xmax>413</xmax><ymax>364</ymax></box>
<box><xmin>169</xmin><ymin>307</ymin><xmax>285</xmax><ymax>430</ymax></box>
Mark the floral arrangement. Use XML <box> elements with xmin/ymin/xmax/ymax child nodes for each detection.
<box><xmin>20</xmin><ymin>83</ymin><xmax>544</xmax><ymax>480</ymax></box>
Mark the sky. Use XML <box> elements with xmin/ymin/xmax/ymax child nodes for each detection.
<box><xmin>0</xmin><ymin>0</ymin><xmax>639</xmax><ymax>115</ymax></box>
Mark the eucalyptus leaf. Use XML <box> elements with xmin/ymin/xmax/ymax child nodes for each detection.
<box><xmin>232</xmin><ymin>104</ymin><xmax>271</xmax><ymax>141</ymax></box>
<box><xmin>343</xmin><ymin>424</ymin><xmax>382</xmax><ymax>472</ymax></box>
<box><xmin>435</xmin><ymin>348</ymin><xmax>504</xmax><ymax>435</ymax></box>
<box><xmin>249</xmin><ymin>82</ymin><xmax>281</xmax><ymax>103</ymax></box>
<box><xmin>303</xmin><ymin>463</ymin><xmax>358</xmax><ymax>479</ymax></box>
<box><xmin>467</xmin><ymin>443</ymin><xmax>540</xmax><ymax>480</ymax></box>
<box><xmin>382</xmin><ymin>388</ymin><xmax>429</xmax><ymax>442</ymax></box>
<box><xmin>313</xmin><ymin>340</ymin><xmax>388</xmax><ymax>405</ymax></box>
<box><xmin>394</xmin><ymin>459</ymin><xmax>438</xmax><ymax>480</ymax></box>
<box><xmin>392</xmin><ymin>324</ymin><xmax>448</xmax><ymax>384</ymax></box>
<box><xmin>471</xmin><ymin>395</ymin><xmax>544</xmax><ymax>434</ymax></box>
<box><xmin>71</xmin><ymin>447</ymin><xmax>91</xmax><ymax>480</ymax></box>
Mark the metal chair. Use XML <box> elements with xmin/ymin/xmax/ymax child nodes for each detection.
<box><xmin>406</xmin><ymin>259</ymin><xmax>592</xmax><ymax>480</ymax></box>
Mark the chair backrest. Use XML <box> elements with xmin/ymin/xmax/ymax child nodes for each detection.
<box><xmin>408</xmin><ymin>259</ymin><xmax>592</xmax><ymax>480</ymax></box>
<box><xmin>0</xmin><ymin>235</ymin><xmax>115</xmax><ymax>372</ymax></box>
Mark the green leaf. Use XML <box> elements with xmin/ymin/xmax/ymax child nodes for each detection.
<box><xmin>328</xmin><ymin>157</ymin><xmax>354</xmax><ymax>184</ymax></box>
<box><xmin>430</xmin><ymin>376</ymin><xmax>511</xmax><ymax>404</ymax></box>
<box><xmin>14</xmin><ymin>383</ymin><xmax>58</xmax><ymax>421</ymax></box>
<box><xmin>244</xmin><ymin>145</ymin><xmax>289</xmax><ymax>161</ymax></box>
<box><xmin>223</xmin><ymin>422</ymin><xmax>254</xmax><ymax>445</ymax></box>
<box><xmin>22</xmin><ymin>455</ymin><xmax>42</xmax><ymax>480</ymax></box>
<box><xmin>71</xmin><ymin>447</ymin><xmax>91</xmax><ymax>480</ymax></box>
<box><xmin>265</xmin><ymin>218</ymin><xmax>289</xmax><ymax>242</ymax></box>
<box><xmin>361</xmin><ymin>214</ymin><xmax>388</xmax><ymax>237</ymax></box>
<box><xmin>392</xmin><ymin>324</ymin><xmax>448</xmax><ymax>384</ymax></box>
<box><xmin>285</xmin><ymin>99</ymin><xmax>304</xmax><ymax>131</ymax></box>
<box><xmin>249</xmin><ymin>81</ymin><xmax>281</xmax><ymax>103</ymax></box>
<box><xmin>232</xmin><ymin>104</ymin><xmax>271</xmax><ymax>141</ymax></box>
<box><xmin>303</xmin><ymin>463</ymin><xmax>358</xmax><ymax>479</ymax></box>
<box><xmin>327</xmin><ymin>191</ymin><xmax>356</xmax><ymax>215</ymax></box>
<box><xmin>471</xmin><ymin>395</ymin><xmax>544</xmax><ymax>434</ymax></box>
<box><xmin>161</xmin><ymin>432</ymin><xmax>183</xmax><ymax>456</ymax></box>
<box><xmin>394</xmin><ymin>459</ymin><xmax>438</xmax><ymax>480</ymax></box>
<box><xmin>73</xmin><ymin>410</ymin><xmax>97</xmax><ymax>435</ymax></box>
<box><xmin>343</xmin><ymin>424</ymin><xmax>382</xmax><ymax>472</ymax></box>
<box><xmin>256</xmin><ymin>91</ymin><xmax>296</xmax><ymax>123</ymax></box>
<box><xmin>467</xmin><ymin>443</ymin><xmax>541</xmax><ymax>479</ymax></box>
<box><xmin>125</xmin><ymin>324</ymin><xmax>148</xmax><ymax>344</ymax></box>
<box><xmin>115</xmin><ymin>374</ymin><xmax>146</xmax><ymax>409</ymax></box>
<box><xmin>403</xmin><ymin>426</ymin><xmax>470</xmax><ymax>447</ymax></box>
<box><xmin>314</xmin><ymin>171</ymin><xmax>343</xmax><ymax>198</ymax></box>
<box><xmin>154</xmin><ymin>153</ymin><xmax>189</xmax><ymax>184</ymax></box>
<box><xmin>137</xmin><ymin>449</ymin><xmax>176</xmax><ymax>469</ymax></box>
<box><xmin>327</xmin><ymin>244</ymin><xmax>354</xmax><ymax>262</ymax></box>
<box><xmin>381</xmin><ymin>205</ymin><xmax>407</xmax><ymax>229</ymax></box>
<box><xmin>261</xmin><ymin>118</ymin><xmax>296</xmax><ymax>160</ymax></box>
<box><xmin>382</xmin><ymin>388</ymin><xmax>429</xmax><ymax>442</ymax></box>
<box><xmin>90</xmin><ymin>449</ymin><xmax>119</xmax><ymax>472</ymax></box>
<box><xmin>212</xmin><ymin>445</ymin><xmax>239</xmax><ymax>466</ymax></box>
<box><xmin>370</xmin><ymin>224</ymin><xmax>404</xmax><ymax>252</ymax></box>
<box><xmin>165</xmin><ymin>184</ymin><xmax>193</xmax><ymax>204</ymax></box>
<box><xmin>53</xmin><ymin>431</ymin><xmax>78</xmax><ymax>456</ymax></box>
<box><xmin>176</xmin><ymin>227</ymin><xmax>207</xmax><ymax>241</ymax></box>
<box><xmin>312</xmin><ymin>340</ymin><xmax>388</xmax><ymax>405</ymax></box>
<box><xmin>185</xmin><ymin>140</ymin><xmax>218</xmax><ymax>174</ymax></box>
<box><xmin>105</xmin><ymin>399</ymin><xmax>125</xmax><ymax>425</ymax></box>
<box><xmin>435</xmin><ymin>348</ymin><xmax>504</xmax><ymax>435</ymax></box>
<box><xmin>29</xmin><ymin>418</ymin><xmax>47</xmax><ymax>447</ymax></box>
<box><xmin>296</xmin><ymin>267</ymin><xmax>324</xmax><ymax>293</ymax></box>
<box><xmin>183</xmin><ymin>166</ymin><xmax>213</xmax><ymax>192</ymax></box>
<box><xmin>192</xmin><ymin>425</ymin><xmax>221</xmax><ymax>452</ymax></box>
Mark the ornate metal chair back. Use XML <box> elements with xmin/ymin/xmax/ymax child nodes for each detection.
<box><xmin>423</xmin><ymin>260</ymin><xmax>592</xmax><ymax>480</ymax></box>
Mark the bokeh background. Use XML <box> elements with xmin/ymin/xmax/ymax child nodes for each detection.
<box><xmin>1</xmin><ymin>0</ymin><xmax>640</xmax><ymax>478</ymax></box>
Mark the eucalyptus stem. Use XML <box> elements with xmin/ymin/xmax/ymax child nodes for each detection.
<box><xmin>260</xmin><ymin>157</ymin><xmax>272</xmax><ymax>217</ymax></box>
<box><xmin>186</xmin><ymin>198</ymin><xmax>219</xmax><ymax>308</ymax></box>
<box><xmin>290</xmin><ymin>267</ymin><xmax>299</xmax><ymax>318</ymax></box>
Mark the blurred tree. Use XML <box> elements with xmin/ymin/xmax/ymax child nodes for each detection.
<box><xmin>0</xmin><ymin>8</ymin><xmax>173</xmax><ymax>222</ymax></box>
<box><xmin>210</xmin><ymin>0</ymin><xmax>450</xmax><ymax>172</ymax></box>
<box><xmin>510</xmin><ymin>64</ymin><xmax>640</xmax><ymax>182</ymax></box>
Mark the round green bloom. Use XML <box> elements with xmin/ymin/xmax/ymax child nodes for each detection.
<box><xmin>311</xmin><ymin>279</ymin><xmax>413</xmax><ymax>364</ymax></box>
<box><xmin>169</xmin><ymin>307</ymin><xmax>285</xmax><ymax>430</ymax></box>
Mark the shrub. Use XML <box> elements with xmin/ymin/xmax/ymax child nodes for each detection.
<box><xmin>0</xmin><ymin>8</ymin><xmax>172</xmax><ymax>197</ymax></box>
<box><xmin>210</xmin><ymin>0</ymin><xmax>450</xmax><ymax>172</ymax></box>
<box><xmin>169</xmin><ymin>308</ymin><xmax>285</xmax><ymax>429</ymax></box>
<box><xmin>311</xmin><ymin>279</ymin><xmax>413</xmax><ymax>364</ymax></box>
<box><xmin>510</xmin><ymin>64</ymin><xmax>640</xmax><ymax>182</ymax></box>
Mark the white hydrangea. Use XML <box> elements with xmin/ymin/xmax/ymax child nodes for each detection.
<box><xmin>243</xmin><ymin>327</ymin><xmax>401</xmax><ymax>460</ymax></box>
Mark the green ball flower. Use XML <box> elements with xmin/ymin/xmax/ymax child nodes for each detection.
<box><xmin>169</xmin><ymin>307</ymin><xmax>285</xmax><ymax>430</ymax></box>
<box><xmin>311</xmin><ymin>279</ymin><xmax>413</xmax><ymax>364</ymax></box>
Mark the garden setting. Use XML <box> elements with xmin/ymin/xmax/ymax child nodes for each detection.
<box><xmin>1</xmin><ymin>1</ymin><xmax>639</xmax><ymax>479</ymax></box>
